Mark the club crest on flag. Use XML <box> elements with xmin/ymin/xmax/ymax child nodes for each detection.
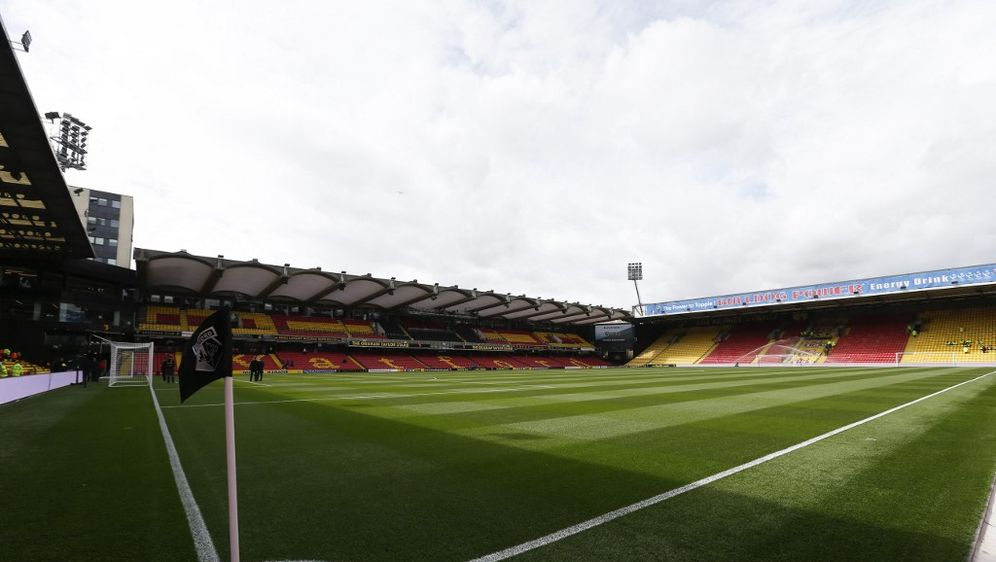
<box><xmin>193</xmin><ymin>326</ymin><xmax>223</xmax><ymax>372</ymax></box>
<box><xmin>179</xmin><ymin>309</ymin><xmax>233</xmax><ymax>403</ymax></box>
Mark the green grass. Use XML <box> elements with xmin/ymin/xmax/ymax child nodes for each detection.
<box><xmin>2</xmin><ymin>366</ymin><xmax>994</xmax><ymax>561</ymax></box>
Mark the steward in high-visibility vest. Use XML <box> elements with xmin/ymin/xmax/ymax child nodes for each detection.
<box><xmin>12</xmin><ymin>362</ymin><xmax>23</xmax><ymax>376</ymax></box>
<box><xmin>0</xmin><ymin>362</ymin><xmax>8</xmax><ymax>378</ymax></box>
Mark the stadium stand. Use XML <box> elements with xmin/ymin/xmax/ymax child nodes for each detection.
<box><xmin>273</xmin><ymin>315</ymin><xmax>349</xmax><ymax>338</ymax></box>
<box><xmin>379</xmin><ymin>318</ymin><xmax>411</xmax><ymax>340</ymax></box>
<box><xmin>452</xmin><ymin>325</ymin><xmax>484</xmax><ymax>343</ymax></box>
<box><xmin>571</xmin><ymin>355</ymin><xmax>612</xmax><ymax>367</ymax></box>
<box><xmin>139</xmin><ymin>306</ymin><xmax>184</xmax><ymax>332</ymax></box>
<box><xmin>343</xmin><ymin>319</ymin><xmax>383</xmax><ymax>339</ymax></box>
<box><xmin>233</xmin><ymin>312</ymin><xmax>278</xmax><ymax>336</ymax></box>
<box><xmin>472</xmin><ymin>355</ymin><xmax>531</xmax><ymax>369</ymax></box>
<box><xmin>499</xmin><ymin>330</ymin><xmax>543</xmax><ymax>346</ymax></box>
<box><xmin>825</xmin><ymin>315</ymin><xmax>910</xmax><ymax>364</ymax></box>
<box><xmin>403</xmin><ymin>319</ymin><xmax>463</xmax><ymax>342</ymax></box>
<box><xmin>350</xmin><ymin>352</ymin><xmax>428</xmax><ymax>371</ymax></box>
<box><xmin>651</xmin><ymin>326</ymin><xmax>721</xmax><ymax>365</ymax></box>
<box><xmin>185</xmin><ymin>309</ymin><xmax>214</xmax><ymax>332</ymax></box>
<box><xmin>478</xmin><ymin>328</ymin><xmax>507</xmax><ymax>343</ymax></box>
<box><xmin>278</xmin><ymin>351</ymin><xmax>364</xmax><ymax>371</ymax></box>
<box><xmin>415</xmin><ymin>354</ymin><xmax>477</xmax><ymax>370</ymax></box>
<box><xmin>232</xmin><ymin>353</ymin><xmax>282</xmax><ymax>373</ymax></box>
<box><xmin>626</xmin><ymin>331</ymin><xmax>672</xmax><ymax>367</ymax></box>
<box><xmin>900</xmin><ymin>307</ymin><xmax>996</xmax><ymax>364</ymax></box>
<box><xmin>510</xmin><ymin>354</ymin><xmax>562</xmax><ymax>368</ymax></box>
<box><xmin>700</xmin><ymin>323</ymin><xmax>778</xmax><ymax>364</ymax></box>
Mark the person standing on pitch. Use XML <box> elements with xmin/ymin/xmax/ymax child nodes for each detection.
<box><xmin>255</xmin><ymin>355</ymin><xmax>265</xmax><ymax>381</ymax></box>
<box><xmin>249</xmin><ymin>356</ymin><xmax>259</xmax><ymax>381</ymax></box>
<box><xmin>162</xmin><ymin>355</ymin><xmax>176</xmax><ymax>384</ymax></box>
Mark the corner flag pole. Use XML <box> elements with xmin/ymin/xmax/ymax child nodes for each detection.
<box><xmin>225</xmin><ymin>375</ymin><xmax>240</xmax><ymax>562</ymax></box>
<box><xmin>178</xmin><ymin>309</ymin><xmax>239</xmax><ymax>562</ymax></box>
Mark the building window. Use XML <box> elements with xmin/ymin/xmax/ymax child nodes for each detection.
<box><xmin>109</xmin><ymin>238</ymin><xmax>118</xmax><ymax>247</ymax></box>
<box><xmin>107</xmin><ymin>258</ymin><xmax>117</xmax><ymax>265</ymax></box>
<box><xmin>94</xmin><ymin>237</ymin><xmax>104</xmax><ymax>245</ymax></box>
<box><xmin>111</xmin><ymin>200</ymin><xmax>121</xmax><ymax>209</ymax></box>
<box><xmin>110</xmin><ymin>219</ymin><xmax>119</xmax><ymax>228</ymax></box>
<box><xmin>98</xmin><ymin>198</ymin><xmax>108</xmax><ymax>206</ymax></box>
<box><xmin>88</xmin><ymin>236</ymin><xmax>95</xmax><ymax>244</ymax></box>
<box><xmin>89</xmin><ymin>196</ymin><xmax>98</xmax><ymax>205</ymax></box>
<box><xmin>87</xmin><ymin>216</ymin><xmax>96</xmax><ymax>225</ymax></box>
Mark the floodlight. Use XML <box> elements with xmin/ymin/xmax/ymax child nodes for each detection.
<box><xmin>627</xmin><ymin>262</ymin><xmax>645</xmax><ymax>316</ymax></box>
<box><xmin>49</xmin><ymin>112</ymin><xmax>92</xmax><ymax>171</ymax></box>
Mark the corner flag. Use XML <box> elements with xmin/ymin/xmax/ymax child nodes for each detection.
<box><xmin>177</xmin><ymin>308</ymin><xmax>242</xmax><ymax>561</ymax></box>
<box><xmin>179</xmin><ymin>309</ymin><xmax>232</xmax><ymax>403</ymax></box>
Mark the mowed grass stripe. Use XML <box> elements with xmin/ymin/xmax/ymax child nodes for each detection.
<box><xmin>507</xmin><ymin>369</ymin><xmax>996</xmax><ymax>562</ymax></box>
<box><xmin>238</xmin><ymin>367</ymin><xmax>810</xmax><ymax>395</ymax></box>
<box><xmin>512</xmin><ymin>372</ymin><xmax>988</xmax><ymax>477</ymax></box>
<box><xmin>203</xmin><ymin>368</ymin><xmax>934</xmax><ymax>418</ymax></box>
<box><xmin>162</xmin><ymin>367</ymin><xmax>991</xmax><ymax>561</ymax></box>
<box><xmin>456</xmin><ymin>369</ymin><xmax>973</xmax><ymax>443</ymax></box>
<box><xmin>334</xmin><ymin>368</ymin><xmax>961</xmax><ymax>440</ymax></box>
<box><xmin>0</xmin><ymin>385</ymin><xmax>197</xmax><ymax>562</ymax></box>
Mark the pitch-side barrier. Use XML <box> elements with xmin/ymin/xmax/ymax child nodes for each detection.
<box><xmin>0</xmin><ymin>370</ymin><xmax>79</xmax><ymax>406</ymax></box>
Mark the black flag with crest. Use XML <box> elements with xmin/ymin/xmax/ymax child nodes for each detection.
<box><xmin>179</xmin><ymin>309</ymin><xmax>232</xmax><ymax>403</ymax></box>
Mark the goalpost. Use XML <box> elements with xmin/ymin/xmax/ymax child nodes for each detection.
<box><xmin>735</xmin><ymin>342</ymin><xmax>821</xmax><ymax>366</ymax></box>
<box><xmin>99</xmin><ymin>339</ymin><xmax>155</xmax><ymax>387</ymax></box>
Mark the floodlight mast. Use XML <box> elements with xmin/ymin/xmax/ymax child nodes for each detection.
<box><xmin>46</xmin><ymin>112</ymin><xmax>91</xmax><ymax>172</ymax></box>
<box><xmin>627</xmin><ymin>262</ymin><xmax>644</xmax><ymax>316</ymax></box>
<box><xmin>9</xmin><ymin>30</ymin><xmax>31</xmax><ymax>52</ymax></box>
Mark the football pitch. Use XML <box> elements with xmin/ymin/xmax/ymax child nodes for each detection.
<box><xmin>2</xmin><ymin>366</ymin><xmax>994</xmax><ymax>561</ymax></box>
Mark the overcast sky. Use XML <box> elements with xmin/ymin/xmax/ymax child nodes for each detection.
<box><xmin>3</xmin><ymin>1</ymin><xmax>995</xmax><ymax>311</ymax></box>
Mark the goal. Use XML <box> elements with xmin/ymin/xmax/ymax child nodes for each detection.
<box><xmin>735</xmin><ymin>342</ymin><xmax>821</xmax><ymax>366</ymax></box>
<box><xmin>107</xmin><ymin>341</ymin><xmax>155</xmax><ymax>387</ymax></box>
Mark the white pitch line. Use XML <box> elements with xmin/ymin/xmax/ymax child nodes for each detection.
<box><xmin>235</xmin><ymin>378</ymin><xmax>271</xmax><ymax>387</ymax></box>
<box><xmin>148</xmin><ymin>382</ymin><xmax>220</xmax><ymax>562</ymax></box>
<box><xmin>468</xmin><ymin>370</ymin><xmax>996</xmax><ymax>562</ymax></box>
<box><xmin>161</xmin><ymin>384</ymin><xmax>555</xmax><ymax>409</ymax></box>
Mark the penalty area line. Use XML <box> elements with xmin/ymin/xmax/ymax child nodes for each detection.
<box><xmin>468</xmin><ymin>370</ymin><xmax>996</xmax><ymax>562</ymax></box>
<box><xmin>148</xmin><ymin>383</ymin><xmax>220</xmax><ymax>562</ymax></box>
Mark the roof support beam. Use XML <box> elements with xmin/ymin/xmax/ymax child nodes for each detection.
<box><xmin>306</xmin><ymin>272</ymin><xmax>347</xmax><ymax>303</ymax></box>
<box><xmin>477</xmin><ymin>302</ymin><xmax>538</xmax><ymax>318</ymax></box>
<box><xmin>199</xmin><ymin>256</ymin><xmax>225</xmax><ymax>295</ymax></box>
<box><xmin>256</xmin><ymin>264</ymin><xmax>291</xmax><ymax>299</ymax></box>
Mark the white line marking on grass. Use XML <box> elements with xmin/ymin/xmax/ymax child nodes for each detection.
<box><xmin>161</xmin><ymin>384</ymin><xmax>556</xmax><ymax>409</ymax></box>
<box><xmin>235</xmin><ymin>378</ymin><xmax>271</xmax><ymax>387</ymax></box>
<box><xmin>469</xmin><ymin>370</ymin><xmax>996</xmax><ymax>562</ymax></box>
<box><xmin>148</xmin><ymin>383</ymin><xmax>220</xmax><ymax>562</ymax></box>
<box><xmin>973</xmin><ymin>473</ymin><xmax>996</xmax><ymax>562</ymax></box>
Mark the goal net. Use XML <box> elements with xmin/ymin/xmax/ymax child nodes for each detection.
<box><xmin>107</xmin><ymin>341</ymin><xmax>155</xmax><ymax>387</ymax></box>
<box><xmin>735</xmin><ymin>342</ymin><xmax>821</xmax><ymax>366</ymax></box>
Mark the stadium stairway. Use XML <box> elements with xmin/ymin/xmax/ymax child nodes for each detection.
<box><xmin>659</xmin><ymin>327</ymin><xmax>721</xmax><ymax>365</ymax></box>
<box><xmin>626</xmin><ymin>331</ymin><xmax>672</xmax><ymax>367</ymax></box>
